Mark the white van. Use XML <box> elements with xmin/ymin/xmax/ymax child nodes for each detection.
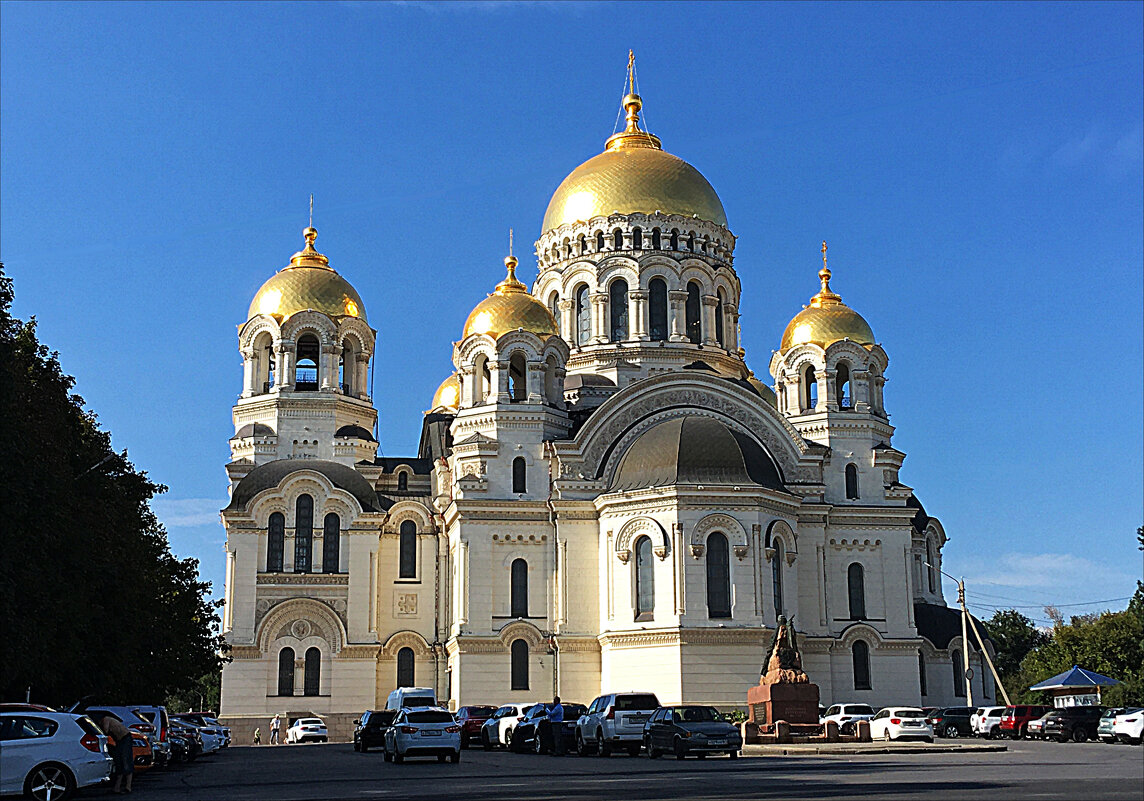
<box><xmin>385</xmin><ymin>687</ymin><xmax>437</xmax><ymax>711</ymax></box>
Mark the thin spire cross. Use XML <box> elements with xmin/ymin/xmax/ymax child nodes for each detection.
<box><xmin>509</xmin><ymin>228</ymin><xmax>514</xmax><ymax>258</ymax></box>
<box><xmin>627</xmin><ymin>49</ymin><xmax>635</xmax><ymax>96</ymax></box>
<box><xmin>309</xmin><ymin>194</ymin><xmax>314</xmax><ymax>229</ymax></box>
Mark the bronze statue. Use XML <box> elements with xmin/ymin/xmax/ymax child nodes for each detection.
<box><xmin>762</xmin><ymin>615</ymin><xmax>809</xmax><ymax>684</ymax></box>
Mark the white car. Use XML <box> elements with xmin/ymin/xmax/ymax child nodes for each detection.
<box><xmin>869</xmin><ymin>707</ymin><xmax>934</xmax><ymax>742</ymax></box>
<box><xmin>286</xmin><ymin>717</ymin><xmax>328</xmax><ymax>744</ymax></box>
<box><xmin>820</xmin><ymin>703</ymin><xmax>875</xmax><ymax>733</ymax></box>
<box><xmin>1113</xmin><ymin>708</ymin><xmax>1143</xmax><ymax>744</ymax></box>
<box><xmin>383</xmin><ymin>707</ymin><xmax>460</xmax><ymax>763</ymax></box>
<box><xmin>0</xmin><ymin>712</ymin><xmax>113</xmax><ymax>801</ymax></box>
<box><xmin>479</xmin><ymin>703</ymin><xmax>539</xmax><ymax>749</ymax></box>
<box><xmin>971</xmin><ymin>706</ymin><xmax>1006</xmax><ymax>738</ymax></box>
<box><xmin>171</xmin><ymin>715</ymin><xmax>225</xmax><ymax>753</ymax></box>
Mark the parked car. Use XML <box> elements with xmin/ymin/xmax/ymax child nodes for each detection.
<box><xmin>999</xmin><ymin>705</ymin><xmax>1052</xmax><ymax>739</ymax></box>
<box><xmin>171</xmin><ymin>712</ymin><xmax>230</xmax><ymax>748</ymax></box>
<box><xmin>132</xmin><ymin>705</ymin><xmax>172</xmax><ymax>765</ymax></box>
<box><xmin>383</xmin><ymin>708</ymin><xmax>460</xmax><ymax>763</ymax></box>
<box><xmin>1041</xmin><ymin>706</ymin><xmax>1104</xmax><ymax>743</ymax></box>
<box><xmin>170</xmin><ymin>714</ymin><xmax>225</xmax><ymax>753</ymax></box>
<box><xmin>1026</xmin><ymin>710</ymin><xmax>1052</xmax><ymax>739</ymax></box>
<box><xmin>454</xmin><ymin>706</ymin><xmax>497</xmax><ymax>749</ymax></box>
<box><xmin>1098</xmin><ymin>708</ymin><xmax>1126</xmax><ymax>743</ymax></box>
<box><xmin>510</xmin><ymin>703</ymin><xmax>588</xmax><ymax>754</ymax></box>
<box><xmin>167</xmin><ymin>720</ymin><xmax>200</xmax><ymax>763</ymax></box>
<box><xmin>0</xmin><ymin>704</ymin><xmax>56</xmax><ymax>713</ymax></box>
<box><xmin>129</xmin><ymin>731</ymin><xmax>154</xmax><ymax>772</ymax></box>
<box><xmin>576</xmin><ymin>692</ymin><xmax>661</xmax><ymax>757</ymax></box>
<box><xmin>1112</xmin><ymin>708</ymin><xmax>1143</xmax><ymax>744</ymax></box>
<box><xmin>869</xmin><ymin>707</ymin><xmax>934</xmax><ymax>742</ymax></box>
<box><xmin>353</xmin><ymin>709</ymin><xmax>397</xmax><ymax>752</ymax></box>
<box><xmin>285</xmin><ymin>717</ymin><xmax>328</xmax><ymax>744</ymax></box>
<box><xmin>819</xmin><ymin>703</ymin><xmax>875</xmax><ymax>734</ymax></box>
<box><xmin>0</xmin><ymin>711</ymin><xmax>113</xmax><ymax>801</ymax></box>
<box><xmin>78</xmin><ymin>706</ymin><xmax>159</xmax><ymax>766</ymax></box>
<box><xmin>928</xmin><ymin>707</ymin><xmax>974</xmax><ymax>738</ymax></box>
<box><xmin>971</xmin><ymin>706</ymin><xmax>1006</xmax><ymax>738</ymax></box>
<box><xmin>643</xmin><ymin>705</ymin><xmax>742</xmax><ymax>759</ymax></box>
<box><xmin>385</xmin><ymin>686</ymin><xmax>436</xmax><ymax>711</ymax></box>
<box><xmin>480</xmin><ymin>703</ymin><xmax>538</xmax><ymax>749</ymax></box>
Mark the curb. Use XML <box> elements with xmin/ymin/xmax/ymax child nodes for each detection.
<box><xmin>742</xmin><ymin>743</ymin><xmax>1009</xmax><ymax>756</ymax></box>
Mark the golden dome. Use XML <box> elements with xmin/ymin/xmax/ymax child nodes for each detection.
<box><xmin>248</xmin><ymin>228</ymin><xmax>367</xmax><ymax>323</ymax></box>
<box><xmin>462</xmin><ymin>256</ymin><xmax>559</xmax><ymax>340</ymax></box>
<box><xmin>780</xmin><ymin>243</ymin><xmax>874</xmax><ymax>351</ymax></box>
<box><xmin>430</xmin><ymin>374</ymin><xmax>460</xmax><ymax>411</ymax></box>
<box><xmin>541</xmin><ymin>92</ymin><xmax>727</xmax><ymax>234</ymax></box>
<box><xmin>747</xmin><ymin>374</ymin><xmax>777</xmax><ymax>407</ymax></box>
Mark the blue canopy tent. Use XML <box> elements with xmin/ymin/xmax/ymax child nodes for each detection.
<box><xmin>1029</xmin><ymin>665</ymin><xmax>1119</xmax><ymax>707</ymax></box>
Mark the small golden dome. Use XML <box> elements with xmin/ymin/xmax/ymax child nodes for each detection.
<box><xmin>541</xmin><ymin>91</ymin><xmax>727</xmax><ymax>233</ymax></box>
<box><xmin>248</xmin><ymin>228</ymin><xmax>367</xmax><ymax>323</ymax></box>
<box><xmin>462</xmin><ymin>255</ymin><xmax>559</xmax><ymax>340</ymax></box>
<box><xmin>430</xmin><ymin>374</ymin><xmax>460</xmax><ymax>411</ymax></box>
<box><xmin>747</xmin><ymin>374</ymin><xmax>777</xmax><ymax>407</ymax></box>
<box><xmin>780</xmin><ymin>243</ymin><xmax>875</xmax><ymax>351</ymax></box>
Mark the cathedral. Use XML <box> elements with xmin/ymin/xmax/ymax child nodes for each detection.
<box><xmin>218</xmin><ymin>76</ymin><xmax>996</xmax><ymax>739</ymax></box>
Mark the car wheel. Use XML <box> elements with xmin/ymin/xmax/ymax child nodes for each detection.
<box><xmin>534</xmin><ymin>731</ymin><xmax>546</xmax><ymax>755</ymax></box>
<box><xmin>576</xmin><ymin>732</ymin><xmax>591</xmax><ymax>757</ymax></box>
<box><xmin>596</xmin><ymin>729</ymin><xmax>611</xmax><ymax>757</ymax></box>
<box><xmin>393</xmin><ymin>748</ymin><xmax>404</xmax><ymax>764</ymax></box>
<box><xmin>945</xmin><ymin>725</ymin><xmax>959</xmax><ymax>738</ymax></box>
<box><xmin>24</xmin><ymin>763</ymin><xmax>75</xmax><ymax>801</ymax></box>
<box><xmin>673</xmin><ymin>737</ymin><xmax>687</xmax><ymax>760</ymax></box>
<box><xmin>481</xmin><ymin>730</ymin><xmax>493</xmax><ymax>751</ymax></box>
<box><xmin>450</xmin><ymin>751</ymin><xmax>460</xmax><ymax>763</ymax></box>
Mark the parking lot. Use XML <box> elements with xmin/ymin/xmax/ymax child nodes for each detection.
<box><xmin>99</xmin><ymin>738</ymin><xmax>1143</xmax><ymax>801</ymax></box>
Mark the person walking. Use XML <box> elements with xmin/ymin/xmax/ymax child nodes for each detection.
<box><xmin>253</xmin><ymin>726</ymin><xmax>261</xmax><ymax>745</ymax></box>
<box><xmin>547</xmin><ymin>695</ymin><xmax>565</xmax><ymax>756</ymax></box>
<box><xmin>269</xmin><ymin>714</ymin><xmax>280</xmax><ymax>745</ymax></box>
<box><xmin>100</xmin><ymin>714</ymin><xmax>134</xmax><ymax>794</ymax></box>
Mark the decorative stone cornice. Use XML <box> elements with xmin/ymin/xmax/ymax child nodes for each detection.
<box><xmin>256</xmin><ymin>573</ymin><xmax>349</xmax><ymax>586</ymax></box>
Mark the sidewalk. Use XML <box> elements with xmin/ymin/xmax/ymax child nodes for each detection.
<box><xmin>743</xmin><ymin>741</ymin><xmax>1008</xmax><ymax>756</ymax></box>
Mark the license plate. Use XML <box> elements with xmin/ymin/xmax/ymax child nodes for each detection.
<box><xmin>708</xmin><ymin>739</ymin><xmax>726</xmax><ymax>745</ymax></box>
<box><xmin>628</xmin><ymin>714</ymin><xmax>648</xmax><ymax>723</ymax></box>
<box><xmin>422</xmin><ymin>730</ymin><xmax>440</xmax><ymax>736</ymax></box>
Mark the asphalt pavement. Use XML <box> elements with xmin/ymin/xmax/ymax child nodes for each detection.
<box><xmin>93</xmin><ymin>739</ymin><xmax>1144</xmax><ymax>801</ymax></box>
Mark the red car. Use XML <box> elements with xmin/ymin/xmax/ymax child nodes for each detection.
<box><xmin>999</xmin><ymin>705</ymin><xmax>1052</xmax><ymax>739</ymax></box>
<box><xmin>454</xmin><ymin>706</ymin><xmax>497</xmax><ymax>749</ymax></box>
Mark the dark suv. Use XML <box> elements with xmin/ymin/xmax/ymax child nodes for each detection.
<box><xmin>353</xmin><ymin>709</ymin><xmax>396</xmax><ymax>753</ymax></box>
<box><xmin>928</xmin><ymin>707</ymin><xmax>974</xmax><ymax>738</ymax></box>
<box><xmin>1040</xmin><ymin>706</ymin><xmax>1103</xmax><ymax>743</ymax></box>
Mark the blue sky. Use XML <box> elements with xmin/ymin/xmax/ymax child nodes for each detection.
<box><xmin>3</xmin><ymin>1</ymin><xmax>1141</xmax><ymax>625</ymax></box>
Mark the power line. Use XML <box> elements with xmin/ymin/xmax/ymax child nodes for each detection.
<box><xmin>965</xmin><ymin>593</ymin><xmax>1131</xmax><ymax>610</ymax></box>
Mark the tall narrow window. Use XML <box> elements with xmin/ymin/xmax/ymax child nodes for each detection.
<box><xmin>705</xmin><ymin>532</ymin><xmax>731</xmax><ymax>618</ymax></box>
<box><xmin>304</xmin><ymin>647</ymin><xmax>321</xmax><ymax>696</ymax></box>
<box><xmin>687</xmin><ymin>232</ymin><xmax>695</xmax><ymax>251</ymax></box>
<box><xmin>847</xmin><ymin>563</ymin><xmax>866</xmax><ymax>620</ymax></box>
<box><xmin>396</xmin><ymin>647</ymin><xmax>415</xmax><ymax>688</ymax></box>
<box><xmin>267</xmin><ymin>512</ymin><xmax>285</xmax><ymax>572</ymax></box>
<box><xmin>852</xmin><ymin>641</ymin><xmax>871</xmax><ymax>690</ymax></box>
<box><xmin>577</xmin><ymin>234</ymin><xmax>586</xmax><ymax>255</ymax></box>
<box><xmin>609</xmin><ymin>280</ymin><xmax>629</xmax><ymax>341</ymax></box>
<box><xmin>837</xmin><ymin>362</ymin><xmax>851</xmax><ymax>408</ymax></box>
<box><xmin>670</xmin><ymin>229</ymin><xmax>680</xmax><ymax>250</ymax></box>
<box><xmin>399</xmin><ymin>520</ymin><xmax>417</xmax><ymax>579</ymax></box>
<box><xmin>323</xmin><ymin>513</ymin><xmax>339</xmax><ymax>574</ymax></box>
<box><xmin>845</xmin><ymin>464</ymin><xmax>860</xmax><ymax>499</ymax></box>
<box><xmin>575</xmin><ymin>285</ymin><xmax>590</xmax><ymax>347</ymax></box>
<box><xmin>685</xmin><ymin>281</ymin><xmax>702</xmax><ymax>344</ymax></box>
<box><xmin>511</xmin><ymin>558</ymin><xmax>528</xmax><ymax>617</ymax></box>
<box><xmin>651</xmin><ymin>228</ymin><xmax>661</xmax><ymax>250</ymax></box>
<box><xmin>339</xmin><ymin>338</ymin><xmax>354</xmax><ymax>395</ymax></box>
<box><xmin>918</xmin><ymin>650</ymin><xmax>928</xmax><ymax>697</ymax></box>
<box><xmin>803</xmin><ymin>366</ymin><xmax>818</xmax><ymax>410</ymax></box>
<box><xmin>295</xmin><ymin>334</ymin><xmax>320</xmax><ymax>391</ymax></box>
<box><xmin>635</xmin><ymin>536</ymin><xmax>655</xmax><ymax>621</ymax></box>
<box><xmin>511</xmin><ymin>639</ymin><xmax>529</xmax><ymax>690</ymax></box>
<box><xmin>772</xmin><ymin>539</ymin><xmax>785</xmax><ymax>617</ymax></box>
<box><xmin>926</xmin><ymin>540</ymin><xmax>937</xmax><ymax>593</ymax></box>
<box><xmin>632</xmin><ymin>227</ymin><xmax>642</xmax><ymax>249</ymax></box>
<box><xmin>548</xmin><ymin>291</ymin><xmax>560</xmax><ymax>322</ymax></box>
<box><xmin>649</xmin><ymin>278</ymin><xmax>668</xmax><ymax>341</ymax></box>
<box><xmin>613</xmin><ymin>228</ymin><xmax>623</xmax><ymax>250</ymax></box>
<box><xmin>595</xmin><ymin>231</ymin><xmax>605</xmax><ymax>252</ymax></box>
<box><xmin>473</xmin><ymin>354</ymin><xmax>490</xmax><ymax>403</ymax></box>
<box><xmin>278</xmin><ymin>647</ymin><xmax>295</xmax><ymax>696</ymax></box>
<box><xmin>397</xmin><ymin>472</ymin><xmax>408</xmax><ymax>492</ymax></box>
<box><xmin>952</xmin><ymin>650</ymin><xmax>965</xmax><ymax>697</ymax></box>
<box><xmin>512</xmin><ymin>457</ymin><xmax>526</xmax><ymax>494</ymax></box>
<box><xmin>509</xmin><ymin>352</ymin><xmax>527</xmax><ymax>402</ymax></box>
<box><xmin>714</xmin><ymin>290</ymin><xmax>725</xmax><ymax>347</ymax></box>
<box><xmin>294</xmin><ymin>494</ymin><xmax>313</xmax><ymax>573</ymax></box>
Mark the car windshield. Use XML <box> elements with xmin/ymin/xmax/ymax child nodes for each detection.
<box><xmin>299</xmin><ymin>719</ymin><xmax>323</xmax><ymax>726</ymax></box>
<box><xmin>671</xmin><ymin>707</ymin><xmax>721</xmax><ymax>722</ymax></box>
<box><xmin>845</xmin><ymin>705</ymin><xmax>874</xmax><ymax>715</ymax></box>
<box><xmin>406</xmin><ymin>711</ymin><xmax>454</xmax><ymax>724</ymax></box>
<box><xmin>895</xmin><ymin>709</ymin><xmax>925</xmax><ymax>718</ymax></box>
<box><xmin>615</xmin><ymin>695</ymin><xmax>659</xmax><ymax>711</ymax></box>
<box><xmin>404</xmin><ymin>696</ymin><xmax>434</xmax><ymax>708</ymax></box>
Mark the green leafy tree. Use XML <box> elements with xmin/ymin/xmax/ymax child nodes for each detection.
<box><xmin>983</xmin><ymin>609</ymin><xmax>1049</xmax><ymax>681</ymax></box>
<box><xmin>0</xmin><ymin>265</ymin><xmax>227</xmax><ymax>705</ymax></box>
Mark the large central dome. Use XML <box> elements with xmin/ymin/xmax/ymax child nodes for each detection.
<box><xmin>541</xmin><ymin>94</ymin><xmax>727</xmax><ymax>234</ymax></box>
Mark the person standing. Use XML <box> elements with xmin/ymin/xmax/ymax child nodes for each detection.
<box><xmin>547</xmin><ymin>695</ymin><xmax>565</xmax><ymax>756</ymax></box>
<box><xmin>269</xmin><ymin>714</ymin><xmax>280</xmax><ymax>745</ymax></box>
<box><xmin>253</xmin><ymin>726</ymin><xmax>261</xmax><ymax>745</ymax></box>
<box><xmin>100</xmin><ymin>714</ymin><xmax>134</xmax><ymax>795</ymax></box>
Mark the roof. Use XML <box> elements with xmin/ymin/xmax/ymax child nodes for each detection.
<box><xmin>226</xmin><ymin>459</ymin><xmax>381</xmax><ymax>512</ymax></box>
<box><xmin>375</xmin><ymin>457</ymin><xmax>434</xmax><ymax>475</ymax></box>
<box><xmin>232</xmin><ymin>423</ymin><xmax>275</xmax><ymax>439</ymax></box>
<box><xmin>335</xmin><ymin>424</ymin><xmax>376</xmax><ymax>442</ymax></box>
<box><xmin>907</xmin><ymin>494</ymin><xmax>930</xmax><ymax>535</ymax></box>
<box><xmin>914</xmin><ymin>602</ymin><xmax>992</xmax><ymax>650</ymax></box>
<box><xmin>1029</xmin><ymin>666</ymin><xmax>1120</xmax><ymax>691</ymax></box>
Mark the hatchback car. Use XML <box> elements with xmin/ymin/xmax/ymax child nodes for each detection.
<box><xmin>869</xmin><ymin>707</ymin><xmax>934</xmax><ymax>742</ymax></box>
<box><xmin>970</xmin><ymin>706</ymin><xmax>1006</xmax><ymax>738</ymax></box>
<box><xmin>1041</xmin><ymin>706</ymin><xmax>1103</xmax><ymax>742</ymax></box>
<box><xmin>928</xmin><ymin>707</ymin><xmax>974</xmax><ymax>738</ymax></box>
<box><xmin>643</xmin><ymin>706</ymin><xmax>742</xmax><ymax>759</ymax></box>
<box><xmin>819</xmin><ymin>704</ymin><xmax>875</xmax><ymax>734</ymax></box>
<box><xmin>286</xmin><ymin>717</ymin><xmax>328</xmax><ymax>744</ymax></box>
<box><xmin>576</xmin><ymin>692</ymin><xmax>661</xmax><ymax>757</ymax></box>
<box><xmin>1097</xmin><ymin>708</ymin><xmax>1126</xmax><ymax>743</ymax></box>
<box><xmin>1113</xmin><ymin>708</ymin><xmax>1143</xmax><ymax>744</ymax></box>
<box><xmin>0</xmin><ymin>712</ymin><xmax>113</xmax><ymax>801</ymax></box>
<box><xmin>383</xmin><ymin>708</ymin><xmax>460</xmax><ymax>763</ymax></box>
<box><xmin>353</xmin><ymin>709</ymin><xmax>397</xmax><ymax>752</ymax></box>
<box><xmin>454</xmin><ymin>706</ymin><xmax>496</xmax><ymax>749</ymax></box>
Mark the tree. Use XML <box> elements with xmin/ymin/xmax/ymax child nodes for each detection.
<box><xmin>0</xmin><ymin>265</ymin><xmax>227</xmax><ymax>705</ymax></box>
<box><xmin>983</xmin><ymin>609</ymin><xmax>1049</xmax><ymax>680</ymax></box>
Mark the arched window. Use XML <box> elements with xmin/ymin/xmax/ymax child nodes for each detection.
<box><xmin>687</xmin><ymin>232</ymin><xmax>695</xmax><ymax>251</ymax></box>
<box><xmin>303</xmin><ymin>647</ymin><xmax>321</xmax><ymax>696</ymax></box>
<box><xmin>574</xmin><ymin>284</ymin><xmax>590</xmax><ymax>347</ymax></box>
<box><xmin>544</xmin><ymin>355</ymin><xmax>560</xmax><ymax>405</ymax></box>
<box><xmin>705</xmin><ymin>532</ymin><xmax>731</xmax><ymax>619</ymax></box>
<box><xmin>399</xmin><ymin>520</ymin><xmax>417</xmax><ymax>579</ymax></box>
<box><xmin>396</xmin><ymin>647</ymin><xmax>415</xmax><ymax>688</ymax></box>
<box><xmin>772</xmin><ymin>538</ymin><xmax>784</xmax><ymax>617</ymax></box>
<box><xmin>836</xmin><ymin>362</ymin><xmax>851</xmax><ymax>409</ymax></box>
<box><xmin>512</xmin><ymin>457</ymin><xmax>526</xmax><ymax>494</ymax></box>
<box><xmin>595</xmin><ymin>231</ymin><xmax>605</xmax><ymax>252</ymax></box>
<box><xmin>397</xmin><ymin>472</ymin><xmax>408</xmax><ymax>492</ymax></box>
<box><xmin>473</xmin><ymin>354</ymin><xmax>490</xmax><ymax>404</ymax></box>
<box><xmin>563</xmin><ymin>238</ymin><xmax>571</xmax><ymax>259</ymax></box>
<box><xmin>685</xmin><ymin>281</ymin><xmax>702</xmax><ymax>344</ymax></box>
<box><xmin>803</xmin><ymin>365</ymin><xmax>818</xmax><ymax>410</ymax></box>
<box><xmin>651</xmin><ymin>228</ymin><xmax>661</xmax><ymax>250</ymax></box>
<box><xmin>635</xmin><ymin>536</ymin><xmax>655</xmax><ymax>621</ymax></box>
<box><xmin>714</xmin><ymin>289</ymin><xmax>725</xmax><ymax>347</ymax></box>
<box><xmin>267</xmin><ymin>512</ymin><xmax>285</xmax><ymax>572</ymax></box>
<box><xmin>277</xmin><ymin>647</ymin><xmax>295</xmax><ymax>696</ymax></box>
<box><xmin>294</xmin><ymin>494</ymin><xmax>313</xmax><ymax>573</ymax></box>
<box><xmin>918</xmin><ymin>650</ymin><xmax>928</xmax><ymax>697</ymax></box>
<box><xmin>511</xmin><ymin>558</ymin><xmax>528</xmax><ymax>617</ymax></box>
<box><xmin>609</xmin><ymin>280</ymin><xmax>629</xmax><ymax>341</ymax></box>
<box><xmin>613</xmin><ymin>228</ymin><xmax>623</xmax><ymax>250</ymax></box>
<box><xmin>952</xmin><ymin>650</ymin><xmax>965</xmax><ymax>697</ymax></box>
<box><xmin>670</xmin><ymin>229</ymin><xmax>680</xmax><ymax>250</ymax></box>
<box><xmin>577</xmin><ymin>234</ymin><xmax>586</xmax><ymax>255</ymax></box>
<box><xmin>847</xmin><ymin>563</ymin><xmax>866</xmax><ymax>620</ymax></box>
<box><xmin>632</xmin><ymin>227</ymin><xmax>642</xmax><ymax>249</ymax></box>
<box><xmin>508</xmin><ymin>352</ymin><xmax>527</xmax><ymax>402</ymax></box>
<box><xmin>926</xmin><ymin>540</ymin><xmax>937</xmax><ymax>593</ymax></box>
<box><xmin>254</xmin><ymin>332</ymin><xmax>275</xmax><ymax>393</ymax></box>
<box><xmin>322</xmin><ymin>513</ymin><xmax>339</xmax><ymax>574</ymax></box>
<box><xmin>339</xmin><ymin>339</ymin><xmax>354</xmax><ymax>395</ymax></box>
<box><xmin>510</xmin><ymin>639</ymin><xmax>529</xmax><ymax>690</ymax></box>
<box><xmin>648</xmin><ymin>278</ymin><xmax>668</xmax><ymax>342</ymax></box>
<box><xmin>845</xmin><ymin>464</ymin><xmax>859</xmax><ymax>500</ymax></box>
<box><xmin>548</xmin><ymin>291</ymin><xmax>560</xmax><ymax>323</ymax></box>
<box><xmin>295</xmin><ymin>334</ymin><xmax>320</xmax><ymax>391</ymax></box>
<box><xmin>852</xmin><ymin>641</ymin><xmax>871</xmax><ymax>690</ymax></box>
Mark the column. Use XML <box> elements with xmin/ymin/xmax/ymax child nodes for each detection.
<box><xmin>241</xmin><ymin>351</ymin><xmax>255</xmax><ymax>397</ymax></box>
<box><xmin>590</xmin><ymin>292</ymin><xmax>609</xmax><ymax>344</ymax></box>
<box><xmin>526</xmin><ymin>361</ymin><xmax>545</xmax><ymax>404</ymax></box>
<box><xmin>622</xmin><ymin>229</ymin><xmax>633</xmax><ymax>250</ymax></box>
<box><xmin>824</xmin><ymin>368</ymin><xmax>838</xmax><ymax>411</ymax></box>
<box><xmin>725</xmin><ymin>303</ymin><xmax>740</xmax><ymax>353</ymax></box>
<box><xmin>701</xmin><ymin>295</ymin><xmax>719</xmax><ymax>346</ymax></box>
<box><xmin>493</xmin><ymin>359</ymin><xmax>511</xmax><ymax>403</ymax></box>
<box><xmin>276</xmin><ymin>341</ymin><xmax>294</xmax><ymax>391</ymax></box>
<box><xmin>321</xmin><ymin>343</ymin><xmax>338</xmax><ymax>392</ymax></box>
<box><xmin>629</xmin><ymin>290</ymin><xmax>649</xmax><ymax>341</ymax></box>
<box><xmin>667</xmin><ymin>290</ymin><xmax>688</xmax><ymax>342</ymax></box>
<box><xmin>558</xmin><ymin>300</ymin><xmax>574</xmax><ymax>344</ymax></box>
<box><xmin>355</xmin><ymin>353</ymin><xmax>370</xmax><ymax>399</ymax></box>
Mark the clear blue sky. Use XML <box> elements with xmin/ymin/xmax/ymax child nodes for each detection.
<box><xmin>3</xmin><ymin>1</ymin><xmax>1141</xmax><ymax>625</ymax></box>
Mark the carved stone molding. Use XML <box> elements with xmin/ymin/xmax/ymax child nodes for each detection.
<box><xmin>615</xmin><ymin>517</ymin><xmax>669</xmax><ymax>562</ymax></box>
<box><xmin>256</xmin><ymin>573</ymin><xmax>349</xmax><ymax>586</ymax></box>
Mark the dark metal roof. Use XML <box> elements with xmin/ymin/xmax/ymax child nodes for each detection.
<box><xmin>907</xmin><ymin>494</ymin><xmax>930</xmax><ymax>534</ymax></box>
<box><xmin>226</xmin><ymin>459</ymin><xmax>382</xmax><ymax>512</ymax></box>
<box><xmin>335</xmin><ymin>424</ymin><xmax>376</xmax><ymax>442</ymax></box>
<box><xmin>564</xmin><ymin>374</ymin><xmax>616</xmax><ymax>390</ymax></box>
<box><xmin>232</xmin><ymin>423</ymin><xmax>275</xmax><ymax>439</ymax></box>
<box><xmin>375</xmin><ymin>457</ymin><xmax>434</xmax><ymax>475</ymax></box>
<box><xmin>418</xmin><ymin>413</ymin><xmax>454</xmax><ymax>461</ymax></box>
<box><xmin>914</xmin><ymin>602</ymin><xmax>991</xmax><ymax>649</ymax></box>
<box><xmin>1029</xmin><ymin>666</ymin><xmax>1119</xmax><ymax>691</ymax></box>
<box><xmin>610</xmin><ymin>416</ymin><xmax>784</xmax><ymax>491</ymax></box>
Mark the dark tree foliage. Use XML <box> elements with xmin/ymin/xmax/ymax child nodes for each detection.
<box><xmin>983</xmin><ymin>609</ymin><xmax>1049</xmax><ymax>680</ymax></box>
<box><xmin>0</xmin><ymin>265</ymin><xmax>227</xmax><ymax>706</ymax></box>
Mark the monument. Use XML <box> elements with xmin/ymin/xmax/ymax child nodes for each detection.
<box><xmin>747</xmin><ymin>616</ymin><xmax>820</xmax><ymax>729</ymax></box>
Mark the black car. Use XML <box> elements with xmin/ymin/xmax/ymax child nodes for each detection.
<box><xmin>1040</xmin><ymin>706</ymin><xmax>1103</xmax><ymax>743</ymax></box>
<box><xmin>353</xmin><ymin>709</ymin><xmax>397</xmax><ymax>752</ymax></box>
<box><xmin>643</xmin><ymin>706</ymin><xmax>743</xmax><ymax>759</ymax></box>
<box><xmin>928</xmin><ymin>707</ymin><xmax>974</xmax><ymax>738</ymax></box>
<box><xmin>168</xmin><ymin>720</ymin><xmax>202</xmax><ymax>762</ymax></box>
<box><xmin>510</xmin><ymin>703</ymin><xmax>587</xmax><ymax>754</ymax></box>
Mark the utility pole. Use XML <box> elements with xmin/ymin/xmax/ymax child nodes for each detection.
<box><xmin>957</xmin><ymin>578</ymin><xmax>974</xmax><ymax>708</ymax></box>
